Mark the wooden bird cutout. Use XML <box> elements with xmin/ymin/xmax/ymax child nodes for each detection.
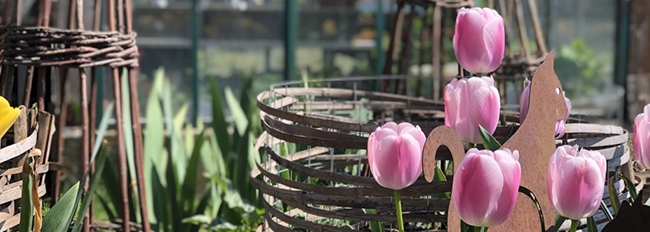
<box><xmin>423</xmin><ymin>51</ymin><xmax>567</xmax><ymax>232</ymax></box>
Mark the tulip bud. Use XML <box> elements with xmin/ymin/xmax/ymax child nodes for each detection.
<box><xmin>547</xmin><ymin>145</ymin><xmax>606</xmax><ymax>220</ymax></box>
<box><xmin>634</xmin><ymin>104</ymin><xmax>650</xmax><ymax>169</ymax></box>
<box><xmin>452</xmin><ymin>148</ymin><xmax>521</xmax><ymax>227</ymax></box>
<box><xmin>367</xmin><ymin>122</ymin><xmax>425</xmax><ymax>190</ymax></box>
<box><xmin>519</xmin><ymin>79</ymin><xmax>572</xmax><ymax>138</ymax></box>
<box><xmin>445</xmin><ymin>76</ymin><xmax>501</xmax><ymax>143</ymax></box>
<box><xmin>453</xmin><ymin>7</ymin><xmax>505</xmax><ymax>74</ymax></box>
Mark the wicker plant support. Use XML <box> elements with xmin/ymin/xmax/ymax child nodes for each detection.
<box><xmin>0</xmin><ymin>106</ymin><xmax>54</xmax><ymax>231</ymax></box>
<box><xmin>252</xmin><ymin>76</ymin><xmax>639</xmax><ymax>231</ymax></box>
<box><xmin>0</xmin><ymin>26</ymin><xmax>138</xmax><ymax>68</ymax></box>
<box><xmin>0</xmin><ymin>0</ymin><xmax>149</xmax><ymax>231</ymax></box>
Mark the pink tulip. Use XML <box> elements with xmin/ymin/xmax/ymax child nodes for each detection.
<box><xmin>452</xmin><ymin>148</ymin><xmax>521</xmax><ymax>227</ymax></box>
<box><xmin>634</xmin><ymin>104</ymin><xmax>650</xmax><ymax>169</ymax></box>
<box><xmin>453</xmin><ymin>7</ymin><xmax>505</xmax><ymax>74</ymax></box>
<box><xmin>547</xmin><ymin>145</ymin><xmax>606</xmax><ymax>220</ymax></box>
<box><xmin>445</xmin><ymin>76</ymin><xmax>501</xmax><ymax>143</ymax></box>
<box><xmin>519</xmin><ymin>79</ymin><xmax>572</xmax><ymax>138</ymax></box>
<box><xmin>367</xmin><ymin>122</ymin><xmax>426</xmax><ymax>190</ymax></box>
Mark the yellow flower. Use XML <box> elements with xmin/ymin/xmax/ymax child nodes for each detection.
<box><xmin>0</xmin><ymin>96</ymin><xmax>19</xmax><ymax>138</ymax></box>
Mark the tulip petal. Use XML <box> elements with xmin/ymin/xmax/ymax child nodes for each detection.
<box><xmin>398</xmin><ymin>134</ymin><xmax>423</xmax><ymax>187</ymax></box>
<box><xmin>453</xmin><ymin>151</ymin><xmax>503</xmax><ymax>226</ymax></box>
<box><xmin>482</xmin><ymin>17</ymin><xmax>505</xmax><ymax>72</ymax></box>
<box><xmin>454</xmin><ymin>10</ymin><xmax>491</xmax><ymax>73</ymax></box>
<box><xmin>444</xmin><ymin>80</ymin><xmax>460</xmax><ymax>127</ymax></box>
<box><xmin>491</xmin><ymin>150</ymin><xmax>521</xmax><ymax>225</ymax></box>
<box><xmin>634</xmin><ymin>106</ymin><xmax>650</xmax><ymax>169</ymax></box>
<box><xmin>372</xmin><ymin>135</ymin><xmax>401</xmax><ymax>189</ymax></box>
<box><xmin>470</xmin><ymin>85</ymin><xmax>501</xmax><ymax>137</ymax></box>
<box><xmin>555</xmin><ymin>157</ymin><xmax>603</xmax><ymax>219</ymax></box>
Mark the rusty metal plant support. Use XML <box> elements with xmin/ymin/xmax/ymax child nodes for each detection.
<box><xmin>252</xmin><ymin>76</ymin><xmax>638</xmax><ymax>231</ymax></box>
<box><xmin>0</xmin><ymin>0</ymin><xmax>149</xmax><ymax>231</ymax></box>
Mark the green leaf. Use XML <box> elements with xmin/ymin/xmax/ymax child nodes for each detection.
<box><xmin>181</xmin><ymin>129</ymin><xmax>207</xmax><ymax>215</ymax></box>
<box><xmin>586</xmin><ymin>216</ymin><xmax>597</xmax><ymax>232</ymax></box>
<box><xmin>607</xmin><ymin>177</ymin><xmax>621</xmax><ymax>214</ymax></box>
<box><xmin>20</xmin><ymin>161</ymin><xmax>35</xmax><ymax>232</ymax></box>
<box><xmin>618</xmin><ymin>174</ymin><xmax>638</xmax><ymax>202</ymax></box>
<box><xmin>362</xmin><ymin>208</ymin><xmax>383</xmax><ymax>232</ymax></box>
<box><xmin>518</xmin><ymin>186</ymin><xmax>545</xmax><ymax>232</ymax></box>
<box><xmin>174</xmin><ymin>103</ymin><xmax>189</xmax><ymax>132</ymax></box>
<box><xmin>96</xmin><ymin>194</ymin><xmax>117</xmax><ymax>220</ymax></box>
<box><xmin>233</xmin><ymin>126</ymin><xmax>253</xmax><ymax>201</ymax></box>
<box><xmin>99</xmin><ymin>161</ymin><xmax>122</xmax><ymax>220</ymax></box>
<box><xmin>432</xmin><ymin>165</ymin><xmax>450</xmax><ymax>198</ymax></box>
<box><xmin>478</xmin><ymin>125</ymin><xmax>501</xmax><ymax>151</ymax></box>
<box><xmin>554</xmin><ymin>214</ymin><xmax>568</xmax><ymax>231</ymax></box>
<box><xmin>209</xmin><ymin>78</ymin><xmax>231</xmax><ymax>157</ymax></box>
<box><xmin>42</xmin><ymin>182</ymin><xmax>80</xmax><ymax>231</ymax></box>
<box><xmin>72</xmin><ymin>144</ymin><xmax>109</xmax><ymax>232</ymax></box>
<box><xmin>117</xmin><ymin>70</ymin><xmax>140</xmax><ymax>222</ymax></box>
<box><xmin>225</xmin><ymin>87</ymin><xmax>248</xmax><ymax>136</ymax></box>
<box><xmin>600</xmin><ymin>201</ymin><xmax>613</xmax><ymax>221</ymax></box>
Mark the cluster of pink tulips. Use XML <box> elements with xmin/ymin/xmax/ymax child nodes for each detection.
<box><xmin>366</xmin><ymin>7</ymin><xmax>609</xmax><ymax>232</ymax></box>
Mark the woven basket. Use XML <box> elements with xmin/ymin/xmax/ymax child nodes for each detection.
<box><xmin>0</xmin><ymin>106</ymin><xmax>54</xmax><ymax>230</ymax></box>
<box><xmin>251</xmin><ymin>76</ymin><xmax>637</xmax><ymax>231</ymax></box>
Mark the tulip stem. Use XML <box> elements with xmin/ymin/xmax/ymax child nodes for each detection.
<box><xmin>394</xmin><ymin>190</ymin><xmax>404</xmax><ymax>232</ymax></box>
<box><xmin>569</xmin><ymin>220</ymin><xmax>578</xmax><ymax>232</ymax></box>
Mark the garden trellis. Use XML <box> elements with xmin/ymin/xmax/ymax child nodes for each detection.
<box><xmin>0</xmin><ymin>0</ymin><xmax>149</xmax><ymax>231</ymax></box>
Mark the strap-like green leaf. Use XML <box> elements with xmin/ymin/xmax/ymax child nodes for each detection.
<box><xmin>554</xmin><ymin>214</ymin><xmax>568</xmax><ymax>231</ymax></box>
<box><xmin>72</xmin><ymin>144</ymin><xmax>109</xmax><ymax>232</ymax></box>
<box><xmin>600</xmin><ymin>201</ymin><xmax>613</xmax><ymax>221</ymax></box>
<box><xmin>607</xmin><ymin>177</ymin><xmax>621</xmax><ymax>214</ymax></box>
<box><xmin>19</xmin><ymin>161</ymin><xmax>34</xmax><ymax>232</ymax></box>
<box><xmin>618</xmin><ymin>173</ymin><xmax>638</xmax><ymax>202</ymax></box>
<box><xmin>586</xmin><ymin>216</ymin><xmax>598</xmax><ymax>232</ymax></box>
<box><xmin>362</xmin><ymin>208</ymin><xmax>384</xmax><ymax>232</ymax></box>
<box><xmin>42</xmin><ymin>182</ymin><xmax>80</xmax><ymax>231</ymax></box>
<box><xmin>478</xmin><ymin>125</ymin><xmax>501</xmax><ymax>151</ymax></box>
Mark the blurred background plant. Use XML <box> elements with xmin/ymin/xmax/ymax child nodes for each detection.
<box><xmin>94</xmin><ymin>69</ymin><xmax>263</xmax><ymax>231</ymax></box>
<box><xmin>554</xmin><ymin>38</ymin><xmax>608</xmax><ymax>99</ymax></box>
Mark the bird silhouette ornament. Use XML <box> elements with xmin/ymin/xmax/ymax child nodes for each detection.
<box><xmin>423</xmin><ymin>51</ymin><xmax>568</xmax><ymax>232</ymax></box>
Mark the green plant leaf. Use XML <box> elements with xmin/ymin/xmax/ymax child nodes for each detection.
<box><xmin>181</xmin><ymin>129</ymin><xmax>207</xmax><ymax>215</ymax></box>
<box><xmin>587</xmin><ymin>216</ymin><xmax>597</xmax><ymax>232</ymax></box>
<box><xmin>120</xmin><ymin>71</ymin><xmax>140</xmax><ymax>223</ymax></box>
<box><xmin>96</xmin><ymin>193</ymin><xmax>117</xmax><ymax>220</ymax></box>
<box><xmin>362</xmin><ymin>208</ymin><xmax>383</xmax><ymax>232</ymax></box>
<box><xmin>72</xmin><ymin>144</ymin><xmax>109</xmax><ymax>232</ymax></box>
<box><xmin>20</xmin><ymin>161</ymin><xmax>35</xmax><ymax>232</ymax></box>
<box><xmin>225</xmin><ymin>87</ymin><xmax>248</xmax><ymax>136</ymax></box>
<box><xmin>432</xmin><ymin>165</ymin><xmax>450</xmax><ymax>198</ymax></box>
<box><xmin>209</xmin><ymin>78</ymin><xmax>231</xmax><ymax>158</ymax></box>
<box><xmin>618</xmin><ymin>174</ymin><xmax>638</xmax><ymax>202</ymax></box>
<box><xmin>554</xmin><ymin>214</ymin><xmax>568</xmax><ymax>231</ymax></box>
<box><xmin>607</xmin><ymin>177</ymin><xmax>621</xmax><ymax>214</ymax></box>
<box><xmin>42</xmin><ymin>182</ymin><xmax>80</xmax><ymax>231</ymax></box>
<box><xmin>518</xmin><ymin>186</ymin><xmax>545</xmax><ymax>232</ymax></box>
<box><xmin>478</xmin><ymin>125</ymin><xmax>501</xmax><ymax>151</ymax></box>
<box><xmin>99</xmin><ymin>161</ymin><xmax>121</xmax><ymax>220</ymax></box>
